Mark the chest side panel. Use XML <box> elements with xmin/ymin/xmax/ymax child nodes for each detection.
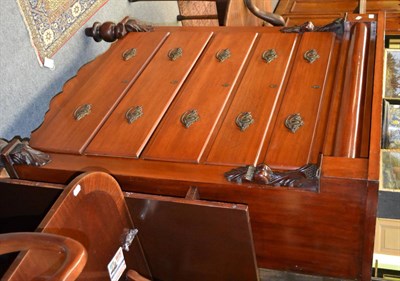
<box><xmin>142</xmin><ymin>32</ymin><xmax>258</xmax><ymax>163</ymax></box>
<box><xmin>205</xmin><ymin>33</ymin><xmax>298</xmax><ymax>166</ymax></box>
<box><xmin>29</xmin><ymin>32</ymin><xmax>169</xmax><ymax>154</ymax></box>
<box><xmin>85</xmin><ymin>31</ymin><xmax>213</xmax><ymax>158</ymax></box>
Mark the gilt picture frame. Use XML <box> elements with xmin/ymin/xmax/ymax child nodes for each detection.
<box><xmin>381</xmin><ymin>150</ymin><xmax>400</xmax><ymax>191</ymax></box>
<box><xmin>384</xmin><ymin>49</ymin><xmax>400</xmax><ymax>99</ymax></box>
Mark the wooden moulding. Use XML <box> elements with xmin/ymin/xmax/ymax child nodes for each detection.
<box><xmin>333</xmin><ymin>22</ymin><xmax>368</xmax><ymax>158</ymax></box>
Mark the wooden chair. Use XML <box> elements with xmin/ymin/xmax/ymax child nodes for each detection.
<box><xmin>1</xmin><ymin>172</ymin><xmax>151</xmax><ymax>280</ymax></box>
<box><xmin>0</xmin><ymin>232</ymin><xmax>87</xmax><ymax>281</ymax></box>
<box><xmin>128</xmin><ymin>0</ymin><xmax>229</xmax><ymax>26</ymax></box>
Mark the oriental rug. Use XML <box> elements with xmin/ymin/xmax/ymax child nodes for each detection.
<box><xmin>17</xmin><ymin>0</ymin><xmax>109</xmax><ymax>66</ymax></box>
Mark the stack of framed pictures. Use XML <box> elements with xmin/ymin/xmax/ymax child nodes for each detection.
<box><xmin>381</xmin><ymin>48</ymin><xmax>400</xmax><ymax>191</ymax></box>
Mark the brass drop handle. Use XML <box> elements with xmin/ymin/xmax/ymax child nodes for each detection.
<box><xmin>236</xmin><ymin>112</ymin><xmax>254</xmax><ymax>131</ymax></box>
<box><xmin>216</xmin><ymin>49</ymin><xmax>231</xmax><ymax>62</ymax></box>
<box><xmin>304</xmin><ymin>49</ymin><xmax>320</xmax><ymax>63</ymax></box>
<box><xmin>168</xmin><ymin>48</ymin><xmax>183</xmax><ymax>61</ymax></box>
<box><xmin>285</xmin><ymin>113</ymin><xmax>304</xmax><ymax>133</ymax></box>
<box><xmin>125</xmin><ymin>106</ymin><xmax>143</xmax><ymax>124</ymax></box>
<box><xmin>181</xmin><ymin>109</ymin><xmax>199</xmax><ymax>128</ymax></box>
<box><xmin>262</xmin><ymin>49</ymin><xmax>278</xmax><ymax>63</ymax></box>
<box><xmin>73</xmin><ymin>104</ymin><xmax>92</xmax><ymax>121</ymax></box>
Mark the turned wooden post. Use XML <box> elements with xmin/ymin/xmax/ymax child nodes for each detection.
<box><xmin>334</xmin><ymin>22</ymin><xmax>368</xmax><ymax>158</ymax></box>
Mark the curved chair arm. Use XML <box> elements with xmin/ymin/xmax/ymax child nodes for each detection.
<box><xmin>0</xmin><ymin>232</ymin><xmax>87</xmax><ymax>281</ymax></box>
<box><xmin>243</xmin><ymin>0</ymin><xmax>285</xmax><ymax>26</ymax></box>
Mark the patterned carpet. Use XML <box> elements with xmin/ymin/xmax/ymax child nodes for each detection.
<box><xmin>177</xmin><ymin>1</ymin><xmax>219</xmax><ymax>26</ymax></box>
<box><xmin>17</xmin><ymin>0</ymin><xmax>109</xmax><ymax>65</ymax></box>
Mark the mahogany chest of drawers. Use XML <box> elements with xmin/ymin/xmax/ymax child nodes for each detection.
<box><xmin>1</xmin><ymin>13</ymin><xmax>385</xmax><ymax>281</ymax></box>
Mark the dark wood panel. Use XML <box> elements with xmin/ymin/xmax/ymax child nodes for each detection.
<box><xmin>206</xmin><ymin>32</ymin><xmax>298</xmax><ymax>166</ymax></box>
<box><xmin>194</xmin><ymin>177</ymin><xmax>374</xmax><ymax>279</ymax></box>
<box><xmin>386</xmin><ymin>13</ymin><xmax>400</xmax><ymax>35</ymax></box>
<box><xmin>125</xmin><ymin>192</ymin><xmax>258</xmax><ymax>281</ymax></box>
<box><xmin>13</xmin><ymin>152</ymin><xmax>378</xmax><ymax>279</ymax></box>
<box><xmin>85</xmin><ymin>31</ymin><xmax>213</xmax><ymax>158</ymax></box>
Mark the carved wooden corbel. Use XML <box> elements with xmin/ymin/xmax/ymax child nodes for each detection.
<box><xmin>224</xmin><ymin>163</ymin><xmax>320</xmax><ymax>191</ymax></box>
<box><xmin>0</xmin><ymin>137</ymin><xmax>51</xmax><ymax>178</ymax></box>
<box><xmin>85</xmin><ymin>16</ymin><xmax>154</xmax><ymax>42</ymax></box>
<box><xmin>280</xmin><ymin>16</ymin><xmax>347</xmax><ymax>36</ymax></box>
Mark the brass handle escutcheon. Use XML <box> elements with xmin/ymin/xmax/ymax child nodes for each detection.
<box><xmin>168</xmin><ymin>48</ymin><xmax>183</xmax><ymax>61</ymax></box>
<box><xmin>73</xmin><ymin>104</ymin><xmax>92</xmax><ymax>121</ymax></box>
<box><xmin>122</xmin><ymin>48</ymin><xmax>137</xmax><ymax>61</ymax></box>
<box><xmin>262</xmin><ymin>49</ymin><xmax>277</xmax><ymax>63</ymax></box>
<box><xmin>285</xmin><ymin>113</ymin><xmax>304</xmax><ymax>133</ymax></box>
<box><xmin>216</xmin><ymin>49</ymin><xmax>231</xmax><ymax>62</ymax></box>
<box><xmin>236</xmin><ymin>112</ymin><xmax>254</xmax><ymax>131</ymax></box>
<box><xmin>125</xmin><ymin>106</ymin><xmax>143</xmax><ymax>124</ymax></box>
<box><xmin>304</xmin><ymin>49</ymin><xmax>320</xmax><ymax>63</ymax></box>
<box><xmin>181</xmin><ymin>109</ymin><xmax>199</xmax><ymax>128</ymax></box>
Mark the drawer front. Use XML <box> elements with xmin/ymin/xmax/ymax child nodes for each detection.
<box><xmin>264</xmin><ymin>32</ymin><xmax>335</xmax><ymax>169</ymax></box>
<box><xmin>85</xmin><ymin>31</ymin><xmax>213</xmax><ymax>157</ymax></box>
<box><xmin>206</xmin><ymin>33</ymin><xmax>298</xmax><ymax>166</ymax></box>
<box><xmin>29</xmin><ymin>32</ymin><xmax>169</xmax><ymax>154</ymax></box>
<box><xmin>143</xmin><ymin>32</ymin><xmax>258</xmax><ymax>163</ymax></box>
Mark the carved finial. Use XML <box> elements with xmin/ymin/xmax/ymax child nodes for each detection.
<box><xmin>85</xmin><ymin>17</ymin><xmax>153</xmax><ymax>42</ymax></box>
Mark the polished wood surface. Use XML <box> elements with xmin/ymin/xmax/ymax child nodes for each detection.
<box><xmin>125</xmin><ymin>191</ymin><xmax>258</xmax><ymax>281</ymax></box>
<box><xmin>334</xmin><ymin>22</ymin><xmax>368</xmax><ymax>157</ymax></box>
<box><xmin>143</xmin><ymin>32</ymin><xmax>258</xmax><ymax>162</ymax></box>
<box><xmin>29</xmin><ymin>32</ymin><xmax>168</xmax><ymax>154</ymax></box>
<box><xmin>4</xmin><ymin>172</ymin><xmax>151</xmax><ymax>280</ymax></box>
<box><xmin>0</xmin><ymin>232</ymin><xmax>87</xmax><ymax>281</ymax></box>
<box><xmin>264</xmin><ymin>32</ymin><xmax>335</xmax><ymax>169</ymax></box>
<box><xmin>8</xmin><ymin>14</ymin><xmax>385</xmax><ymax>280</ymax></box>
<box><xmin>85</xmin><ymin>31</ymin><xmax>213</xmax><ymax>157</ymax></box>
<box><xmin>206</xmin><ymin>32</ymin><xmax>297</xmax><ymax>166</ymax></box>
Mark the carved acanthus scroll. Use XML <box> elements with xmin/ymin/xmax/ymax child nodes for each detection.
<box><xmin>280</xmin><ymin>17</ymin><xmax>346</xmax><ymax>36</ymax></box>
<box><xmin>0</xmin><ymin>137</ymin><xmax>51</xmax><ymax>178</ymax></box>
<box><xmin>225</xmin><ymin>163</ymin><xmax>320</xmax><ymax>190</ymax></box>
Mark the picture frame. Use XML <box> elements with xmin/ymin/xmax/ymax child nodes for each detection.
<box><xmin>382</xmin><ymin>100</ymin><xmax>400</xmax><ymax>149</ymax></box>
<box><xmin>384</xmin><ymin>49</ymin><xmax>400</xmax><ymax>99</ymax></box>
<box><xmin>381</xmin><ymin>150</ymin><xmax>400</xmax><ymax>191</ymax></box>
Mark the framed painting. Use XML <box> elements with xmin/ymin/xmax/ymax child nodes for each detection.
<box><xmin>381</xmin><ymin>150</ymin><xmax>400</xmax><ymax>191</ymax></box>
<box><xmin>384</xmin><ymin>49</ymin><xmax>400</xmax><ymax>99</ymax></box>
<box><xmin>382</xmin><ymin>100</ymin><xmax>400</xmax><ymax>149</ymax></box>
